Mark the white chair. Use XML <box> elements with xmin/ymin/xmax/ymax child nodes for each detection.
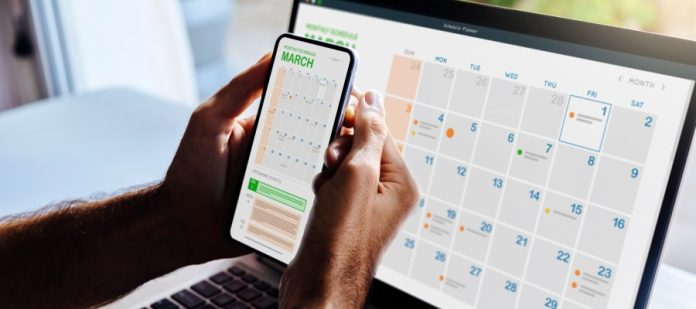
<box><xmin>30</xmin><ymin>0</ymin><xmax>199</xmax><ymax>105</ymax></box>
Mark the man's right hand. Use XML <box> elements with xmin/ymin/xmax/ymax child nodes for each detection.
<box><xmin>279</xmin><ymin>90</ymin><xmax>419</xmax><ymax>308</ymax></box>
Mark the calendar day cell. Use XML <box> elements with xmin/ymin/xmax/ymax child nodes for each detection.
<box><xmin>499</xmin><ymin>179</ymin><xmax>544</xmax><ymax>232</ymax></box>
<box><xmin>384</xmin><ymin>95</ymin><xmax>413</xmax><ymax>142</ymax></box>
<box><xmin>402</xmin><ymin>196</ymin><xmax>426</xmax><ymax>234</ymax></box>
<box><xmin>462</xmin><ymin>167</ymin><xmax>505</xmax><ymax>218</ymax></box>
<box><xmin>408</xmin><ymin>104</ymin><xmax>446</xmax><ymax>150</ymax></box>
<box><xmin>525</xmin><ymin>239</ymin><xmax>573</xmax><ymax>295</ymax></box>
<box><xmin>386</xmin><ymin>55</ymin><xmax>421</xmax><ymax>99</ymax></box>
<box><xmin>410</xmin><ymin>240</ymin><xmax>448</xmax><ymax>290</ymax></box>
<box><xmin>453</xmin><ymin>210</ymin><xmax>494</xmax><ymax>262</ymax></box>
<box><xmin>449</xmin><ymin>70</ymin><xmax>490</xmax><ymax>118</ymax></box>
<box><xmin>509</xmin><ymin>133</ymin><xmax>555</xmax><ymax>186</ymax></box>
<box><xmin>472</xmin><ymin>123</ymin><xmax>516</xmax><ymax>174</ymax></box>
<box><xmin>477</xmin><ymin>269</ymin><xmax>520</xmax><ymax>309</ymax></box>
<box><xmin>421</xmin><ymin>199</ymin><xmax>458</xmax><ymax>247</ymax></box>
<box><xmin>520</xmin><ymin>88</ymin><xmax>568</xmax><ymax>140</ymax></box>
<box><xmin>559</xmin><ymin>96</ymin><xmax>611</xmax><ymax>152</ymax></box>
<box><xmin>439</xmin><ymin>113</ymin><xmax>477</xmax><ymax>163</ymax></box>
<box><xmin>536</xmin><ymin>192</ymin><xmax>584</xmax><ymax>247</ymax></box>
<box><xmin>590</xmin><ymin>156</ymin><xmax>642</xmax><ymax>214</ymax></box>
<box><xmin>488</xmin><ymin>225</ymin><xmax>532</xmax><ymax>278</ymax></box>
<box><xmin>381</xmin><ymin>231</ymin><xmax>416</xmax><ymax>275</ymax></box>
<box><xmin>430</xmin><ymin>157</ymin><xmax>469</xmax><ymax>205</ymax></box>
<box><xmin>518</xmin><ymin>283</ymin><xmax>562</xmax><ymax>309</ymax></box>
<box><xmin>603</xmin><ymin>107</ymin><xmax>656</xmax><ymax>163</ymax></box>
<box><xmin>577</xmin><ymin>205</ymin><xmax>629</xmax><ymax>263</ymax></box>
<box><xmin>566</xmin><ymin>253</ymin><xmax>616</xmax><ymax>308</ymax></box>
<box><xmin>483</xmin><ymin>79</ymin><xmax>527</xmax><ymax>128</ymax></box>
<box><xmin>548</xmin><ymin>144</ymin><xmax>596</xmax><ymax>200</ymax></box>
<box><xmin>403</xmin><ymin>145</ymin><xmax>435</xmax><ymax>192</ymax></box>
<box><xmin>416</xmin><ymin>62</ymin><xmax>455</xmax><ymax>109</ymax></box>
<box><xmin>442</xmin><ymin>254</ymin><xmax>483</xmax><ymax>305</ymax></box>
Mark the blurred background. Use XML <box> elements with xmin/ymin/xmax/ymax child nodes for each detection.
<box><xmin>0</xmin><ymin>0</ymin><xmax>695</xmax><ymax>279</ymax></box>
<box><xmin>1</xmin><ymin>0</ymin><xmax>694</xmax><ymax>112</ymax></box>
<box><xmin>483</xmin><ymin>0</ymin><xmax>696</xmax><ymax>39</ymax></box>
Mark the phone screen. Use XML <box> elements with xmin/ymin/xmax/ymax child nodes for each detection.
<box><xmin>230</xmin><ymin>35</ymin><xmax>354</xmax><ymax>263</ymax></box>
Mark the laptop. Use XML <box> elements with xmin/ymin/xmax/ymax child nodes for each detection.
<box><xmin>125</xmin><ymin>1</ymin><xmax>696</xmax><ymax>308</ymax></box>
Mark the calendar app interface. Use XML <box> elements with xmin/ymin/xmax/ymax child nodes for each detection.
<box><xmin>230</xmin><ymin>36</ymin><xmax>351</xmax><ymax>262</ymax></box>
<box><xmin>293</xmin><ymin>1</ymin><xmax>695</xmax><ymax>309</ymax></box>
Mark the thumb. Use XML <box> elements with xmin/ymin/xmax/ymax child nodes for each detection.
<box><xmin>348</xmin><ymin>90</ymin><xmax>388</xmax><ymax>166</ymax></box>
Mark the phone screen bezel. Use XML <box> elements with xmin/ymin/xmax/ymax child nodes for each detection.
<box><xmin>229</xmin><ymin>33</ymin><xmax>356</xmax><ymax>266</ymax></box>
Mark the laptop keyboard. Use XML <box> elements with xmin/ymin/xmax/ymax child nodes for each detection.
<box><xmin>149</xmin><ymin>265</ymin><xmax>279</xmax><ymax>309</ymax></box>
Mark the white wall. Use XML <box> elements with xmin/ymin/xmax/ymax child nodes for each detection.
<box><xmin>57</xmin><ymin>0</ymin><xmax>198</xmax><ymax>105</ymax></box>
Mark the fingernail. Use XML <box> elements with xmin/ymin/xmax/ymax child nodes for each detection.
<box><xmin>329</xmin><ymin>146</ymin><xmax>340</xmax><ymax>160</ymax></box>
<box><xmin>364</xmin><ymin>90</ymin><xmax>382</xmax><ymax>107</ymax></box>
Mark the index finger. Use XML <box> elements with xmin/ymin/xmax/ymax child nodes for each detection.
<box><xmin>210</xmin><ymin>53</ymin><xmax>272</xmax><ymax>119</ymax></box>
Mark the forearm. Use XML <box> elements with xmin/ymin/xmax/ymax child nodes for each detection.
<box><xmin>0</xmin><ymin>185</ymin><xmax>203</xmax><ymax>308</ymax></box>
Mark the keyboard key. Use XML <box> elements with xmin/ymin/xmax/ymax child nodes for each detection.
<box><xmin>210</xmin><ymin>272</ymin><xmax>233</xmax><ymax>284</ymax></box>
<box><xmin>238</xmin><ymin>288</ymin><xmax>262</xmax><ymax>302</ymax></box>
<box><xmin>211</xmin><ymin>292</ymin><xmax>236</xmax><ymax>306</ymax></box>
<box><xmin>225</xmin><ymin>303</ymin><xmax>250</xmax><ymax>309</ymax></box>
<box><xmin>251</xmin><ymin>296</ymin><xmax>277</xmax><ymax>309</ymax></box>
<box><xmin>228</xmin><ymin>266</ymin><xmax>246</xmax><ymax>276</ymax></box>
<box><xmin>191</xmin><ymin>280</ymin><xmax>221</xmax><ymax>298</ymax></box>
<box><xmin>266</xmin><ymin>288</ymin><xmax>279</xmax><ymax>298</ymax></box>
<box><xmin>171</xmin><ymin>290</ymin><xmax>204</xmax><ymax>309</ymax></box>
<box><xmin>253</xmin><ymin>281</ymin><xmax>271</xmax><ymax>291</ymax></box>
<box><xmin>151</xmin><ymin>298</ymin><xmax>179</xmax><ymax>309</ymax></box>
<box><xmin>199</xmin><ymin>305</ymin><xmax>215</xmax><ymax>309</ymax></box>
<box><xmin>241</xmin><ymin>274</ymin><xmax>258</xmax><ymax>283</ymax></box>
<box><xmin>223</xmin><ymin>280</ymin><xmax>247</xmax><ymax>293</ymax></box>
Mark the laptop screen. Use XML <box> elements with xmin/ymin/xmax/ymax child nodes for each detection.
<box><xmin>289</xmin><ymin>1</ymin><xmax>696</xmax><ymax>308</ymax></box>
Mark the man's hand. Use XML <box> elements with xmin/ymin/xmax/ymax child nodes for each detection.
<box><xmin>280</xmin><ymin>90</ymin><xmax>419</xmax><ymax>308</ymax></box>
<box><xmin>158</xmin><ymin>54</ymin><xmax>272</xmax><ymax>263</ymax></box>
<box><xmin>0</xmin><ymin>56</ymin><xmax>271</xmax><ymax>308</ymax></box>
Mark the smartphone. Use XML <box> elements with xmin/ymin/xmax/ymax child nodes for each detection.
<box><xmin>229</xmin><ymin>33</ymin><xmax>357</xmax><ymax>264</ymax></box>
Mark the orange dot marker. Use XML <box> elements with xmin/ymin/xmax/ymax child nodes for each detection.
<box><xmin>446</xmin><ymin>128</ymin><xmax>455</xmax><ymax>138</ymax></box>
<box><xmin>459</xmin><ymin>225</ymin><xmax>465</xmax><ymax>232</ymax></box>
<box><xmin>424</xmin><ymin>223</ymin><xmax>429</xmax><ymax>229</ymax></box>
<box><xmin>426</xmin><ymin>212</ymin><xmax>432</xmax><ymax>218</ymax></box>
<box><xmin>571</xmin><ymin>281</ymin><xmax>578</xmax><ymax>289</ymax></box>
<box><xmin>575</xmin><ymin>269</ymin><xmax>581</xmax><ymax>276</ymax></box>
<box><xmin>438</xmin><ymin>275</ymin><xmax>444</xmax><ymax>281</ymax></box>
<box><xmin>569</xmin><ymin>112</ymin><xmax>576</xmax><ymax>118</ymax></box>
<box><xmin>413</xmin><ymin>119</ymin><xmax>420</xmax><ymax>125</ymax></box>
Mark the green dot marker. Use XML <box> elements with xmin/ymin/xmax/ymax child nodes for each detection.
<box><xmin>517</xmin><ymin>149</ymin><xmax>523</xmax><ymax>156</ymax></box>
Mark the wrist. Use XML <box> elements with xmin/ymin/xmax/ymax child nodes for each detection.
<box><xmin>280</xmin><ymin>245</ymin><xmax>374</xmax><ymax>308</ymax></box>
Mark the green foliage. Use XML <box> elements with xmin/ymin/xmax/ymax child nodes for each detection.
<box><xmin>480</xmin><ymin>0</ymin><xmax>520</xmax><ymax>7</ymax></box>
<box><xmin>475</xmin><ymin>0</ymin><xmax>656</xmax><ymax>28</ymax></box>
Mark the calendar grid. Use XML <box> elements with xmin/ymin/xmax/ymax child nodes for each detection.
<box><xmin>379</xmin><ymin>54</ymin><xmax>649</xmax><ymax>309</ymax></box>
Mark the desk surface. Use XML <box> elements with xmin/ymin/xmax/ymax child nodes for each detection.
<box><xmin>0</xmin><ymin>88</ymin><xmax>692</xmax><ymax>308</ymax></box>
<box><xmin>0</xmin><ymin>88</ymin><xmax>192</xmax><ymax>214</ymax></box>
